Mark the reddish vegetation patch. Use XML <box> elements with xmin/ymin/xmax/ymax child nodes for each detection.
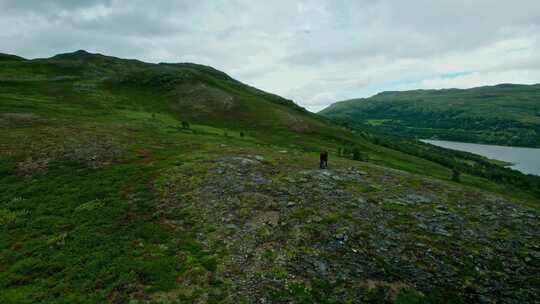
<box><xmin>136</xmin><ymin>149</ymin><xmax>154</xmax><ymax>163</ymax></box>
<box><xmin>362</xmin><ymin>280</ymin><xmax>415</xmax><ymax>301</ymax></box>
<box><xmin>16</xmin><ymin>156</ymin><xmax>49</xmax><ymax>177</ymax></box>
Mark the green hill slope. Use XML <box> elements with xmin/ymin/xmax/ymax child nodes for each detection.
<box><xmin>0</xmin><ymin>53</ymin><xmax>26</xmax><ymax>62</ymax></box>
<box><xmin>320</xmin><ymin>84</ymin><xmax>540</xmax><ymax>147</ymax></box>
<box><xmin>4</xmin><ymin>50</ymin><xmax>318</xmax><ymax>131</ymax></box>
<box><xmin>0</xmin><ymin>50</ymin><xmax>474</xmax><ymax>176</ymax></box>
<box><xmin>1</xmin><ymin>51</ymin><xmax>540</xmax><ymax>303</ymax></box>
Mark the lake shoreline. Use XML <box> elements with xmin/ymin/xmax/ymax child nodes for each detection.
<box><xmin>421</xmin><ymin>139</ymin><xmax>540</xmax><ymax>176</ymax></box>
<box><xmin>487</xmin><ymin>158</ymin><xmax>514</xmax><ymax>168</ymax></box>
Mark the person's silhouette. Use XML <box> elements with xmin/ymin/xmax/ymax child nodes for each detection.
<box><xmin>320</xmin><ymin>151</ymin><xmax>328</xmax><ymax>169</ymax></box>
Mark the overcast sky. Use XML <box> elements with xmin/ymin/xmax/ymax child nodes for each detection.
<box><xmin>1</xmin><ymin>0</ymin><xmax>540</xmax><ymax>111</ymax></box>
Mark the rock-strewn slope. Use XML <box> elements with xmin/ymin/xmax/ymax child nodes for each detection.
<box><xmin>153</xmin><ymin>152</ymin><xmax>540</xmax><ymax>303</ymax></box>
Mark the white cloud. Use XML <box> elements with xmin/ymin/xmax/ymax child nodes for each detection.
<box><xmin>0</xmin><ymin>0</ymin><xmax>539</xmax><ymax>112</ymax></box>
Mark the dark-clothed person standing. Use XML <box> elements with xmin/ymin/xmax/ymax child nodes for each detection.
<box><xmin>320</xmin><ymin>151</ymin><xmax>328</xmax><ymax>169</ymax></box>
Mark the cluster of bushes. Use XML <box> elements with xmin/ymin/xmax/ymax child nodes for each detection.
<box><xmin>223</xmin><ymin>130</ymin><xmax>246</xmax><ymax>138</ymax></box>
<box><xmin>175</xmin><ymin>120</ymin><xmax>248</xmax><ymax>139</ymax></box>
<box><xmin>338</xmin><ymin>147</ymin><xmax>368</xmax><ymax>161</ymax></box>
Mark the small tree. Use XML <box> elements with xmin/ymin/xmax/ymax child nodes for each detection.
<box><xmin>240</xmin><ymin>131</ymin><xmax>245</xmax><ymax>138</ymax></box>
<box><xmin>352</xmin><ymin>147</ymin><xmax>368</xmax><ymax>161</ymax></box>
<box><xmin>352</xmin><ymin>147</ymin><xmax>362</xmax><ymax>161</ymax></box>
<box><xmin>181</xmin><ymin>121</ymin><xmax>190</xmax><ymax>129</ymax></box>
<box><xmin>452</xmin><ymin>169</ymin><xmax>461</xmax><ymax>182</ymax></box>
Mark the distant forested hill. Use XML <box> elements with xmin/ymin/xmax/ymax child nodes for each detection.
<box><xmin>320</xmin><ymin>84</ymin><xmax>540</xmax><ymax>147</ymax></box>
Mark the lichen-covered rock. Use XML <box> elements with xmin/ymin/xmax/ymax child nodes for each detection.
<box><xmin>153</xmin><ymin>154</ymin><xmax>540</xmax><ymax>303</ymax></box>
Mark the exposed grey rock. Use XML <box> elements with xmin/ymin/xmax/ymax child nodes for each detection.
<box><xmin>405</xmin><ymin>194</ymin><xmax>432</xmax><ymax>204</ymax></box>
<box><xmin>157</xmin><ymin>154</ymin><xmax>540</xmax><ymax>303</ymax></box>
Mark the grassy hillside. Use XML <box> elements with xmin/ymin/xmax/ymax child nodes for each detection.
<box><xmin>1</xmin><ymin>51</ymin><xmax>539</xmax><ymax>303</ymax></box>
<box><xmin>1</xmin><ymin>50</ymin><xmax>319</xmax><ymax>132</ymax></box>
<box><xmin>320</xmin><ymin>84</ymin><xmax>540</xmax><ymax>147</ymax></box>
<box><xmin>0</xmin><ymin>50</ymin><xmax>478</xmax><ymax>178</ymax></box>
<box><xmin>0</xmin><ymin>53</ymin><xmax>25</xmax><ymax>62</ymax></box>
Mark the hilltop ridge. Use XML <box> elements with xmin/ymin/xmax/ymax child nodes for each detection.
<box><xmin>0</xmin><ymin>52</ymin><xmax>26</xmax><ymax>61</ymax></box>
<box><xmin>320</xmin><ymin>83</ymin><xmax>540</xmax><ymax>147</ymax></box>
<box><xmin>1</xmin><ymin>50</ymin><xmax>321</xmax><ymax>131</ymax></box>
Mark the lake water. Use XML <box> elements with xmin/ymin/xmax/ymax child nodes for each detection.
<box><xmin>422</xmin><ymin>139</ymin><xmax>540</xmax><ymax>176</ymax></box>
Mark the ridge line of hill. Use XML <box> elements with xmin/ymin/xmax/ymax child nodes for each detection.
<box><xmin>320</xmin><ymin>83</ymin><xmax>540</xmax><ymax>148</ymax></box>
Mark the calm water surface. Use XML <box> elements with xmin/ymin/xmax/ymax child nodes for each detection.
<box><xmin>422</xmin><ymin>139</ymin><xmax>540</xmax><ymax>176</ymax></box>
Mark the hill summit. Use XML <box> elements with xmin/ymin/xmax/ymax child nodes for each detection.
<box><xmin>0</xmin><ymin>52</ymin><xmax>26</xmax><ymax>61</ymax></box>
